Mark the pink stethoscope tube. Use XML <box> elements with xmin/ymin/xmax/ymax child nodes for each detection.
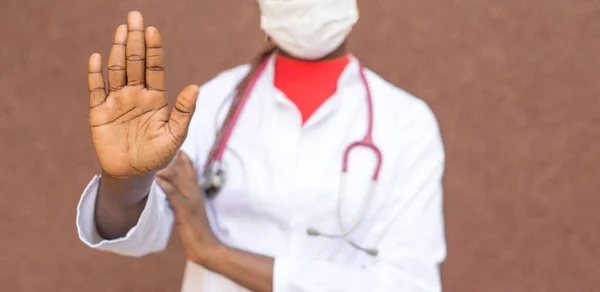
<box><xmin>202</xmin><ymin>55</ymin><xmax>382</xmax><ymax>256</ymax></box>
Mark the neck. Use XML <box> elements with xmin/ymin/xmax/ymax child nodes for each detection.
<box><xmin>274</xmin><ymin>53</ymin><xmax>349</xmax><ymax>81</ymax></box>
<box><xmin>276</xmin><ymin>43</ymin><xmax>349</xmax><ymax>62</ymax></box>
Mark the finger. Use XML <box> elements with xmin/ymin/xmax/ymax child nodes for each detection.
<box><xmin>174</xmin><ymin>151</ymin><xmax>186</xmax><ymax>164</ymax></box>
<box><xmin>88</xmin><ymin>53</ymin><xmax>107</xmax><ymax>107</ymax></box>
<box><xmin>156</xmin><ymin>176</ymin><xmax>177</xmax><ymax>195</ymax></box>
<box><xmin>108</xmin><ymin>24</ymin><xmax>128</xmax><ymax>91</ymax></box>
<box><xmin>145</xmin><ymin>26</ymin><xmax>165</xmax><ymax>92</ymax></box>
<box><xmin>178</xmin><ymin>151</ymin><xmax>196</xmax><ymax>173</ymax></box>
<box><xmin>166</xmin><ymin>85</ymin><xmax>200</xmax><ymax>143</ymax></box>
<box><xmin>156</xmin><ymin>175</ymin><xmax>190</xmax><ymax>201</ymax></box>
<box><xmin>173</xmin><ymin>151</ymin><xmax>193</xmax><ymax>175</ymax></box>
<box><xmin>178</xmin><ymin>151</ymin><xmax>193</xmax><ymax>164</ymax></box>
<box><xmin>156</xmin><ymin>168</ymin><xmax>170</xmax><ymax>179</ymax></box>
<box><xmin>157</xmin><ymin>160</ymin><xmax>177</xmax><ymax>178</ymax></box>
<box><xmin>126</xmin><ymin>11</ymin><xmax>146</xmax><ymax>86</ymax></box>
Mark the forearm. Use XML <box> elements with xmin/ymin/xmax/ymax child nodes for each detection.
<box><xmin>204</xmin><ymin>250</ymin><xmax>440</xmax><ymax>292</ymax></box>
<box><xmin>203</xmin><ymin>245</ymin><xmax>274</xmax><ymax>292</ymax></box>
<box><xmin>94</xmin><ymin>171</ymin><xmax>154</xmax><ymax>239</ymax></box>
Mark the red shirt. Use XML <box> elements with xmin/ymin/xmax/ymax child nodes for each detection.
<box><xmin>274</xmin><ymin>54</ymin><xmax>350</xmax><ymax>124</ymax></box>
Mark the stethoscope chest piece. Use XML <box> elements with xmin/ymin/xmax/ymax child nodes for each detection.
<box><xmin>199</xmin><ymin>162</ymin><xmax>226</xmax><ymax>198</ymax></box>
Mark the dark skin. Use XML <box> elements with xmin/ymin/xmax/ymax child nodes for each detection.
<box><xmin>94</xmin><ymin>16</ymin><xmax>350</xmax><ymax>292</ymax></box>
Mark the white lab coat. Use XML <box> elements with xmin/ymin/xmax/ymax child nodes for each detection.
<box><xmin>76</xmin><ymin>57</ymin><xmax>447</xmax><ymax>292</ymax></box>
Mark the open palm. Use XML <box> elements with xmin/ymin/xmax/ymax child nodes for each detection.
<box><xmin>87</xmin><ymin>11</ymin><xmax>199</xmax><ymax>177</ymax></box>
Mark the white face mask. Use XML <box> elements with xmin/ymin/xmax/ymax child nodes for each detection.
<box><xmin>258</xmin><ymin>0</ymin><xmax>359</xmax><ymax>60</ymax></box>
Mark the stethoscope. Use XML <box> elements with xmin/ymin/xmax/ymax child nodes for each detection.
<box><xmin>199</xmin><ymin>55</ymin><xmax>382</xmax><ymax>256</ymax></box>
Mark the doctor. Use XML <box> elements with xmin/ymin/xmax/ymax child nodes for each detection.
<box><xmin>81</xmin><ymin>1</ymin><xmax>446</xmax><ymax>292</ymax></box>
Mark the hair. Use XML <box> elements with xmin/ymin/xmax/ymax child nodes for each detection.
<box><xmin>204</xmin><ymin>44</ymin><xmax>278</xmax><ymax>170</ymax></box>
<box><xmin>235</xmin><ymin>43</ymin><xmax>279</xmax><ymax>98</ymax></box>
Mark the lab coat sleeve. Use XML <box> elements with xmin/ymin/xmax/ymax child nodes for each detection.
<box><xmin>75</xmin><ymin>176</ymin><xmax>174</xmax><ymax>257</ymax></box>
<box><xmin>273</xmin><ymin>102</ymin><xmax>447</xmax><ymax>292</ymax></box>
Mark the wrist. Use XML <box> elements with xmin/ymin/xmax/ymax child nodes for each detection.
<box><xmin>99</xmin><ymin>171</ymin><xmax>155</xmax><ymax>207</ymax></box>
<box><xmin>94</xmin><ymin>172</ymin><xmax>154</xmax><ymax>240</ymax></box>
<box><xmin>100</xmin><ymin>170</ymin><xmax>155</xmax><ymax>187</ymax></box>
<box><xmin>196</xmin><ymin>242</ymin><xmax>229</xmax><ymax>271</ymax></box>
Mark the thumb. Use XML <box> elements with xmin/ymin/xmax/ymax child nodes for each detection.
<box><xmin>167</xmin><ymin>84</ymin><xmax>200</xmax><ymax>142</ymax></box>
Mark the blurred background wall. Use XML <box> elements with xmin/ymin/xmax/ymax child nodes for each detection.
<box><xmin>1</xmin><ymin>0</ymin><xmax>599</xmax><ymax>291</ymax></box>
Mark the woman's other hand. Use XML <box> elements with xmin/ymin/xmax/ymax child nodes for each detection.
<box><xmin>156</xmin><ymin>151</ymin><xmax>222</xmax><ymax>264</ymax></box>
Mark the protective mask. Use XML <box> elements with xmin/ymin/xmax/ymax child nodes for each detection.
<box><xmin>258</xmin><ymin>0</ymin><xmax>359</xmax><ymax>60</ymax></box>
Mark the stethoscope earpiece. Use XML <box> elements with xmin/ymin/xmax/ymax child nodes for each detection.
<box><xmin>365</xmin><ymin>249</ymin><xmax>378</xmax><ymax>256</ymax></box>
<box><xmin>306</xmin><ymin>228</ymin><xmax>321</xmax><ymax>236</ymax></box>
<box><xmin>306</xmin><ymin>227</ymin><xmax>379</xmax><ymax>257</ymax></box>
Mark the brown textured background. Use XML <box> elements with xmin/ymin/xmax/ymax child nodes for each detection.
<box><xmin>1</xmin><ymin>0</ymin><xmax>599</xmax><ymax>291</ymax></box>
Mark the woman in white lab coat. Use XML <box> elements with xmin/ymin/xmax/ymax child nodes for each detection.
<box><xmin>80</xmin><ymin>1</ymin><xmax>446</xmax><ymax>291</ymax></box>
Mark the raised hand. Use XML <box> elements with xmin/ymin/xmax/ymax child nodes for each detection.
<box><xmin>87</xmin><ymin>11</ymin><xmax>199</xmax><ymax>177</ymax></box>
